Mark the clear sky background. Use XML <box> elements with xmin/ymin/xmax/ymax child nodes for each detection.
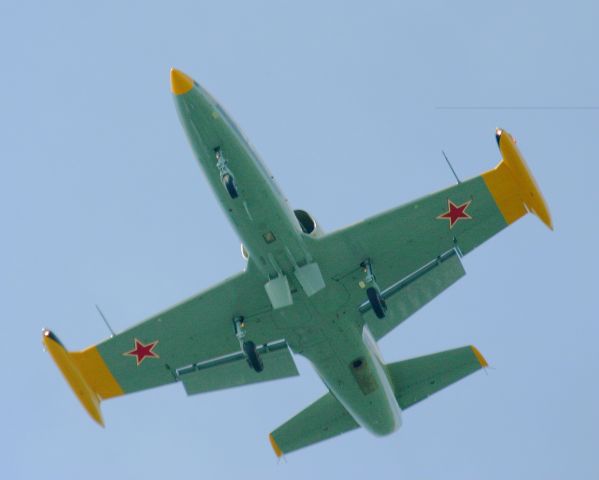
<box><xmin>3</xmin><ymin>1</ymin><xmax>598</xmax><ymax>478</ymax></box>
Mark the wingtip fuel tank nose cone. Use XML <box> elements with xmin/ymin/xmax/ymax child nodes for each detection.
<box><xmin>170</xmin><ymin>68</ymin><xmax>194</xmax><ymax>95</ymax></box>
<box><xmin>495</xmin><ymin>127</ymin><xmax>503</xmax><ymax>146</ymax></box>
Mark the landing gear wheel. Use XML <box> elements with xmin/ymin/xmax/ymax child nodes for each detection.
<box><xmin>366</xmin><ymin>287</ymin><xmax>387</xmax><ymax>319</ymax></box>
<box><xmin>222</xmin><ymin>174</ymin><xmax>239</xmax><ymax>199</ymax></box>
<box><xmin>243</xmin><ymin>341</ymin><xmax>264</xmax><ymax>372</ymax></box>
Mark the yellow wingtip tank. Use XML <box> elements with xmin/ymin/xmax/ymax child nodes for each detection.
<box><xmin>170</xmin><ymin>68</ymin><xmax>194</xmax><ymax>95</ymax></box>
<box><xmin>42</xmin><ymin>329</ymin><xmax>123</xmax><ymax>426</ymax></box>
<box><xmin>482</xmin><ymin>128</ymin><xmax>553</xmax><ymax>231</ymax></box>
<box><xmin>43</xmin><ymin>329</ymin><xmax>104</xmax><ymax>426</ymax></box>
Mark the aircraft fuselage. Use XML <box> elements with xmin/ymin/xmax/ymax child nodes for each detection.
<box><xmin>173</xmin><ymin>72</ymin><xmax>401</xmax><ymax>436</ymax></box>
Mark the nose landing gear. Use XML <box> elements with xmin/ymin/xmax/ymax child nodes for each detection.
<box><xmin>360</xmin><ymin>259</ymin><xmax>387</xmax><ymax>319</ymax></box>
<box><xmin>215</xmin><ymin>148</ymin><xmax>239</xmax><ymax>199</ymax></box>
<box><xmin>221</xmin><ymin>173</ymin><xmax>238</xmax><ymax>199</ymax></box>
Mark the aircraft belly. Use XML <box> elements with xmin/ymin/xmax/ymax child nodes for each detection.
<box><xmin>299</xmin><ymin>316</ymin><xmax>401</xmax><ymax>436</ymax></box>
<box><xmin>175</xmin><ymin>79</ymin><xmax>398</xmax><ymax>433</ymax></box>
<box><xmin>309</xmin><ymin>278</ymin><xmax>350</xmax><ymax>314</ymax></box>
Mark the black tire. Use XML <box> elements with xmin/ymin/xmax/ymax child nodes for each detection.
<box><xmin>366</xmin><ymin>287</ymin><xmax>387</xmax><ymax>319</ymax></box>
<box><xmin>222</xmin><ymin>174</ymin><xmax>239</xmax><ymax>199</ymax></box>
<box><xmin>243</xmin><ymin>341</ymin><xmax>264</xmax><ymax>373</ymax></box>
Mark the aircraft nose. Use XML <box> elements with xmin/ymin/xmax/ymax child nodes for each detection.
<box><xmin>170</xmin><ymin>68</ymin><xmax>194</xmax><ymax>95</ymax></box>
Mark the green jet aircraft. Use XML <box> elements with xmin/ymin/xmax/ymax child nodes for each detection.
<box><xmin>43</xmin><ymin>68</ymin><xmax>552</xmax><ymax>457</ymax></box>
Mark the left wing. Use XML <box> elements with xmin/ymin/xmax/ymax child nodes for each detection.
<box><xmin>309</xmin><ymin>129</ymin><xmax>552</xmax><ymax>338</ymax></box>
<box><xmin>43</xmin><ymin>263</ymin><xmax>290</xmax><ymax>425</ymax></box>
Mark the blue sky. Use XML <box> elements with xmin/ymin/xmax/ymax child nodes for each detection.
<box><xmin>3</xmin><ymin>1</ymin><xmax>598</xmax><ymax>478</ymax></box>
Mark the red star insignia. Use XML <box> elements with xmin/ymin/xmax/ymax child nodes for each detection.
<box><xmin>124</xmin><ymin>339</ymin><xmax>160</xmax><ymax>366</ymax></box>
<box><xmin>437</xmin><ymin>199</ymin><xmax>472</xmax><ymax>229</ymax></box>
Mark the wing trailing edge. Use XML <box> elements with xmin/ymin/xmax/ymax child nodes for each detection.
<box><xmin>178</xmin><ymin>340</ymin><xmax>299</xmax><ymax>395</ymax></box>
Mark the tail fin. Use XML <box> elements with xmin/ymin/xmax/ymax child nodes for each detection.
<box><xmin>42</xmin><ymin>329</ymin><xmax>123</xmax><ymax>426</ymax></box>
<box><xmin>482</xmin><ymin>128</ymin><xmax>553</xmax><ymax>230</ymax></box>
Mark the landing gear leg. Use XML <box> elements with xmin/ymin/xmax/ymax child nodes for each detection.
<box><xmin>233</xmin><ymin>316</ymin><xmax>264</xmax><ymax>372</ymax></box>
<box><xmin>215</xmin><ymin>148</ymin><xmax>238</xmax><ymax>199</ymax></box>
<box><xmin>360</xmin><ymin>259</ymin><xmax>387</xmax><ymax>319</ymax></box>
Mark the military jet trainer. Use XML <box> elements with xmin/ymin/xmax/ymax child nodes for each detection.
<box><xmin>43</xmin><ymin>68</ymin><xmax>552</xmax><ymax>456</ymax></box>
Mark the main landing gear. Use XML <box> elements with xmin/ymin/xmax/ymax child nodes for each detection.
<box><xmin>215</xmin><ymin>147</ymin><xmax>239</xmax><ymax>199</ymax></box>
<box><xmin>242</xmin><ymin>341</ymin><xmax>263</xmax><ymax>373</ymax></box>
<box><xmin>360</xmin><ymin>259</ymin><xmax>387</xmax><ymax>319</ymax></box>
<box><xmin>234</xmin><ymin>316</ymin><xmax>264</xmax><ymax>372</ymax></box>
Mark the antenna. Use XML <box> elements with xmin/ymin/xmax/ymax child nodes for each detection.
<box><xmin>95</xmin><ymin>304</ymin><xmax>116</xmax><ymax>337</ymax></box>
<box><xmin>442</xmin><ymin>150</ymin><xmax>461</xmax><ymax>184</ymax></box>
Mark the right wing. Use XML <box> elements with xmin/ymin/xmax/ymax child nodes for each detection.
<box><xmin>43</xmin><ymin>263</ymin><xmax>289</xmax><ymax>425</ymax></box>
<box><xmin>269</xmin><ymin>345</ymin><xmax>487</xmax><ymax>456</ymax></box>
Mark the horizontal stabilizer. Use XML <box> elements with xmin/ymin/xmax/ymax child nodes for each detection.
<box><xmin>178</xmin><ymin>341</ymin><xmax>299</xmax><ymax>395</ymax></box>
<box><xmin>269</xmin><ymin>345</ymin><xmax>487</xmax><ymax>456</ymax></box>
<box><xmin>388</xmin><ymin>345</ymin><xmax>487</xmax><ymax>409</ymax></box>
<box><xmin>269</xmin><ymin>392</ymin><xmax>359</xmax><ymax>457</ymax></box>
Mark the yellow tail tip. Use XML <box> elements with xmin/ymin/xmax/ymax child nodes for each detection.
<box><xmin>470</xmin><ymin>345</ymin><xmax>489</xmax><ymax>368</ymax></box>
<box><xmin>269</xmin><ymin>433</ymin><xmax>283</xmax><ymax>458</ymax></box>
<box><xmin>170</xmin><ymin>68</ymin><xmax>194</xmax><ymax>95</ymax></box>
